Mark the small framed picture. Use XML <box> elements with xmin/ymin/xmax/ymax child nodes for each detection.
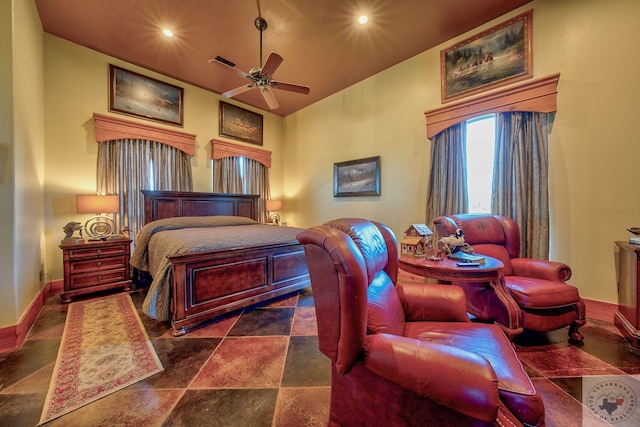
<box><xmin>334</xmin><ymin>156</ymin><xmax>381</xmax><ymax>197</ymax></box>
<box><xmin>219</xmin><ymin>101</ymin><xmax>264</xmax><ymax>146</ymax></box>
<box><xmin>109</xmin><ymin>65</ymin><xmax>184</xmax><ymax>126</ymax></box>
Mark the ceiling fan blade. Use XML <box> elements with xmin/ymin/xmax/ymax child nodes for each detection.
<box><xmin>209</xmin><ymin>57</ymin><xmax>252</xmax><ymax>80</ymax></box>
<box><xmin>260</xmin><ymin>52</ymin><xmax>283</xmax><ymax>77</ymax></box>
<box><xmin>271</xmin><ymin>81</ymin><xmax>310</xmax><ymax>95</ymax></box>
<box><xmin>222</xmin><ymin>84</ymin><xmax>254</xmax><ymax>98</ymax></box>
<box><xmin>260</xmin><ymin>86</ymin><xmax>279</xmax><ymax>109</ymax></box>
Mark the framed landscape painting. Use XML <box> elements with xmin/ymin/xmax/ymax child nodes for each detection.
<box><xmin>109</xmin><ymin>65</ymin><xmax>184</xmax><ymax>126</ymax></box>
<box><xmin>219</xmin><ymin>101</ymin><xmax>264</xmax><ymax>146</ymax></box>
<box><xmin>334</xmin><ymin>156</ymin><xmax>381</xmax><ymax>197</ymax></box>
<box><xmin>441</xmin><ymin>10</ymin><xmax>533</xmax><ymax>103</ymax></box>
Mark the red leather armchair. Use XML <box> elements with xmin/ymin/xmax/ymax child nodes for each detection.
<box><xmin>433</xmin><ymin>214</ymin><xmax>586</xmax><ymax>343</ymax></box>
<box><xmin>297</xmin><ymin>218</ymin><xmax>545</xmax><ymax>427</ymax></box>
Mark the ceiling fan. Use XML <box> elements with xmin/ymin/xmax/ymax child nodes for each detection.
<box><xmin>209</xmin><ymin>17</ymin><xmax>310</xmax><ymax>110</ymax></box>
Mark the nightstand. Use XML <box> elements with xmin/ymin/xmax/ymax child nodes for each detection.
<box><xmin>59</xmin><ymin>239</ymin><xmax>132</xmax><ymax>303</ymax></box>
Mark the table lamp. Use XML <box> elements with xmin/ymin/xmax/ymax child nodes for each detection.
<box><xmin>266</xmin><ymin>199</ymin><xmax>282</xmax><ymax>226</ymax></box>
<box><xmin>76</xmin><ymin>194</ymin><xmax>120</xmax><ymax>240</ymax></box>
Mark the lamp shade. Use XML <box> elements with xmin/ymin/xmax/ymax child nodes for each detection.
<box><xmin>266</xmin><ymin>199</ymin><xmax>282</xmax><ymax>211</ymax></box>
<box><xmin>76</xmin><ymin>194</ymin><xmax>119</xmax><ymax>214</ymax></box>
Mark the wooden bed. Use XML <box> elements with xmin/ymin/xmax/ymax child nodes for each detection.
<box><xmin>134</xmin><ymin>190</ymin><xmax>310</xmax><ymax>336</ymax></box>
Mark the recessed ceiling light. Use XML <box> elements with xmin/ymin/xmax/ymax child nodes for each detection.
<box><xmin>162</xmin><ymin>29</ymin><xmax>174</xmax><ymax>37</ymax></box>
<box><xmin>358</xmin><ymin>15</ymin><xmax>368</xmax><ymax>25</ymax></box>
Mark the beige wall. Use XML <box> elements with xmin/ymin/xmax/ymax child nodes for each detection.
<box><xmin>0</xmin><ymin>0</ymin><xmax>46</xmax><ymax>327</ymax></box>
<box><xmin>284</xmin><ymin>0</ymin><xmax>640</xmax><ymax>304</ymax></box>
<box><xmin>42</xmin><ymin>36</ymin><xmax>285</xmax><ymax>282</ymax></box>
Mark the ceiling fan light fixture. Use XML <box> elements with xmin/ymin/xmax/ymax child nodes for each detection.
<box><xmin>358</xmin><ymin>15</ymin><xmax>369</xmax><ymax>25</ymax></box>
<box><xmin>209</xmin><ymin>16</ymin><xmax>310</xmax><ymax>110</ymax></box>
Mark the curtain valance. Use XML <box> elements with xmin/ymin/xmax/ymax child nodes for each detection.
<box><xmin>93</xmin><ymin>113</ymin><xmax>197</xmax><ymax>155</ymax></box>
<box><xmin>424</xmin><ymin>73</ymin><xmax>560</xmax><ymax>139</ymax></box>
<box><xmin>211</xmin><ymin>139</ymin><xmax>272</xmax><ymax>168</ymax></box>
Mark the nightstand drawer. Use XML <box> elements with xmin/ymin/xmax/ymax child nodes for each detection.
<box><xmin>66</xmin><ymin>244</ymin><xmax>128</xmax><ymax>259</ymax></box>
<box><xmin>60</xmin><ymin>239</ymin><xmax>132</xmax><ymax>302</ymax></box>
<box><xmin>68</xmin><ymin>269</ymin><xmax>127</xmax><ymax>289</ymax></box>
<box><xmin>68</xmin><ymin>255</ymin><xmax>128</xmax><ymax>274</ymax></box>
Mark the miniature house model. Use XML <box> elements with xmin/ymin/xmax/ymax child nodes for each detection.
<box><xmin>401</xmin><ymin>224</ymin><xmax>433</xmax><ymax>257</ymax></box>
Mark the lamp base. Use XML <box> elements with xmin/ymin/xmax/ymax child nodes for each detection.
<box><xmin>268</xmin><ymin>212</ymin><xmax>281</xmax><ymax>226</ymax></box>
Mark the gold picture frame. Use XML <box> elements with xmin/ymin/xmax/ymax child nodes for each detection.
<box><xmin>219</xmin><ymin>101</ymin><xmax>264</xmax><ymax>146</ymax></box>
<box><xmin>441</xmin><ymin>10</ymin><xmax>533</xmax><ymax>103</ymax></box>
<box><xmin>109</xmin><ymin>65</ymin><xmax>184</xmax><ymax>126</ymax></box>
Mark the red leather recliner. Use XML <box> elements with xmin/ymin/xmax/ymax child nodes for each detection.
<box><xmin>433</xmin><ymin>214</ymin><xmax>586</xmax><ymax>343</ymax></box>
<box><xmin>297</xmin><ymin>218</ymin><xmax>545</xmax><ymax>427</ymax></box>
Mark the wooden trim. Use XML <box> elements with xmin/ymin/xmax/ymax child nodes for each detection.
<box><xmin>211</xmin><ymin>139</ymin><xmax>272</xmax><ymax>168</ymax></box>
<box><xmin>93</xmin><ymin>113</ymin><xmax>197</xmax><ymax>155</ymax></box>
<box><xmin>0</xmin><ymin>281</ymin><xmax>60</xmax><ymax>353</ymax></box>
<box><xmin>424</xmin><ymin>73</ymin><xmax>560</xmax><ymax>139</ymax></box>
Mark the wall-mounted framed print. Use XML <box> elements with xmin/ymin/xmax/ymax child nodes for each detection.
<box><xmin>109</xmin><ymin>64</ymin><xmax>184</xmax><ymax>126</ymax></box>
<box><xmin>441</xmin><ymin>9</ymin><xmax>533</xmax><ymax>103</ymax></box>
<box><xmin>219</xmin><ymin>101</ymin><xmax>264</xmax><ymax>146</ymax></box>
<box><xmin>334</xmin><ymin>156</ymin><xmax>381</xmax><ymax>197</ymax></box>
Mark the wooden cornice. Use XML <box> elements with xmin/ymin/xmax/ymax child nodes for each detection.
<box><xmin>211</xmin><ymin>139</ymin><xmax>272</xmax><ymax>168</ymax></box>
<box><xmin>424</xmin><ymin>73</ymin><xmax>560</xmax><ymax>139</ymax></box>
<box><xmin>93</xmin><ymin>113</ymin><xmax>197</xmax><ymax>155</ymax></box>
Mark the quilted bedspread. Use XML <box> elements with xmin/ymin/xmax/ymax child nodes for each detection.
<box><xmin>129</xmin><ymin>216</ymin><xmax>303</xmax><ymax>321</ymax></box>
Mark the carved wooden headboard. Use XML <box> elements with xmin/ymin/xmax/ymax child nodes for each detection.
<box><xmin>141</xmin><ymin>190</ymin><xmax>259</xmax><ymax>224</ymax></box>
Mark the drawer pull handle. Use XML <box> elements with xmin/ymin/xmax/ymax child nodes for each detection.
<box><xmin>96</xmin><ymin>250</ymin><xmax>102</xmax><ymax>255</ymax></box>
<box><xmin>97</xmin><ymin>262</ymin><xmax>102</xmax><ymax>267</ymax></box>
<box><xmin>98</xmin><ymin>275</ymin><xmax>102</xmax><ymax>281</ymax></box>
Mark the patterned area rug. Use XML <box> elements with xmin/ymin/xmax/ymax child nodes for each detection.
<box><xmin>38</xmin><ymin>293</ymin><xmax>163</xmax><ymax>425</ymax></box>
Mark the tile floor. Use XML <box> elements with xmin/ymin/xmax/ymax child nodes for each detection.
<box><xmin>1</xmin><ymin>286</ymin><xmax>639</xmax><ymax>426</ymax></box>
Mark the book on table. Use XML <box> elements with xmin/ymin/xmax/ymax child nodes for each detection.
<box><xmin>447</xmin><ymin>251</ymin><xmax>486</xmax><ymax>265</ymax></box>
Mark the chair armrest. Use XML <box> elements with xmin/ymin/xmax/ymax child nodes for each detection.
<box><xmin>511</xmin><ymin>258</ymin><xmax>572</xmax><ymax>281</ymax></box>
<box><xmin>364</xmin><ymin>333</ymin><xmax>499</xmax><ymax>422</ymax></box>
<box><xmin>397</xmin><ymin>283</ymin><xmax>470</xmax><ymax>322</ymax></box>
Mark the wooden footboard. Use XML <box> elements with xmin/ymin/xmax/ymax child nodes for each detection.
<box><xmin>167</xmin><ymin>242</ymin><xmax>310</xmax><ymax>336</ymax></box>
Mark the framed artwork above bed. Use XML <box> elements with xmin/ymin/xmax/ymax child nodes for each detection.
<box><xmin>109</xmin><ymin>65</ymin><xmax>184</xmax><ymax>126</ymax></box>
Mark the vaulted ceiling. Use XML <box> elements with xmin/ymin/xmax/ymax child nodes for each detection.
<box><xmin>35</xmin><ymin>0</ymin><xmax>532</xmax><ymax>116</ymax></box>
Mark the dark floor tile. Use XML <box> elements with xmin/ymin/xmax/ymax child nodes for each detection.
<box><xmin>229</xmin><ymin>307</ymin><xmax>294</xmax><ymax>336</ymax></box>
<box><xmin>1</xmin><ymin>363</ymin><xmax>54</xmax><ymax>394</ymax></box>
<box><xmin>0</xmin><ymin>393</ymin><xmax>47</xmax><ymax>427</ymax></box>
<box><xmin>548</xmin><ymin>376</ymin><xmax>585</xmax><ymax>402</ymax></box>
<box><xmin>46</xmin><ymin>388</ymin><xmax>184</xmax><ymax>427</ymax></box>
<box><xmin>532</xmin><ymin>378</ymin><xmax>611</xmax><ymax>427</ymax></box>
<box><xmin>274</xmin><ymin>387</ymin><xmax>330</xmax><ymax>426</ymax></box>
<box><xmin>191</xmin><ymin>336</ymin><xmax>289</xmax><ymax>388</ymax></box>
<box><xmin>517</xmin><ymin>344</ymin><xmax>625</xmax><ymax>377</ymax></box>
<box><xmin>129</xmin><ymin>337</ymin><xmax>222</xmax><ymax>389</ymax></box>
<box><xmin>0</xmin><ymin>338</ymin><xmax>60</xmax><ymax>391</ymax></box>
<box><xmin>159</xmin><ymin>311</ymin><xmax>241</xmax><ymax>338</ymax></box>
<box><xmin>259</xmin><ymin>292</ymin><xmax>299</xmax><ymax>308</ymax></box>
<box><xmin>164</xmin><ymin>388</ymin><xmax>278</xmax><ymax>427</ymax></box>
<box><xmin>297</xmin><ymin>287</ymin><xmax>315</xmax><ymax>307</ymax></box>
<box><xmin>576</xmin><ymin>322</ymin><xmax>640</xmax><ymax>374</ymax></box>
<box><xmin>281</xmin><ymin>336</ymin><xmax>331</xmax><ymax>387</ymax></box>
<box><xmin>26</xmin><ymin>304</ymin><xmax>67</xmax><ymax>340</ymax></box>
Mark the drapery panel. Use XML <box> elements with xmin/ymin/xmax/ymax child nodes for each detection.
<box><xmin>425</xmin><ymin>123</ymin><xmax>468</xmax><ymax>231</ymax></box>
<box><xmin>97</xmin><ymin>138</ymin><xmax>193</xmax><ymax>240</ymax></box>
<box><xmin>492</xmin><ymin>112</ymin><xmax>550</xmax><ymax>259</ymax></box>
<box><xmin>213</xmin><ymin>156</ymin><xmax>271</xmax><ymax>223</ymax></box>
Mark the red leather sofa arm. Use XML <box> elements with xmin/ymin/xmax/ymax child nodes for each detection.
<box><xmin>364</xmin><ymin>333</ymin><xmax>499</xmax><ymax>422</ymax></box>
<box><xmin>397</xmin><ymin>283</ymin><xmax>470</xmax><ymax>322</ymax></box>
<box><xmin>511</xmin><ymin>258</ymin><xmax>572</xmax><ymax>282</ymax></box>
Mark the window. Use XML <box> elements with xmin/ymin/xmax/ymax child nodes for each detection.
<box><xmin>465</xmin><ymin>114</ymin><xmax>496</xmax><ymax>214</ymax></box>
